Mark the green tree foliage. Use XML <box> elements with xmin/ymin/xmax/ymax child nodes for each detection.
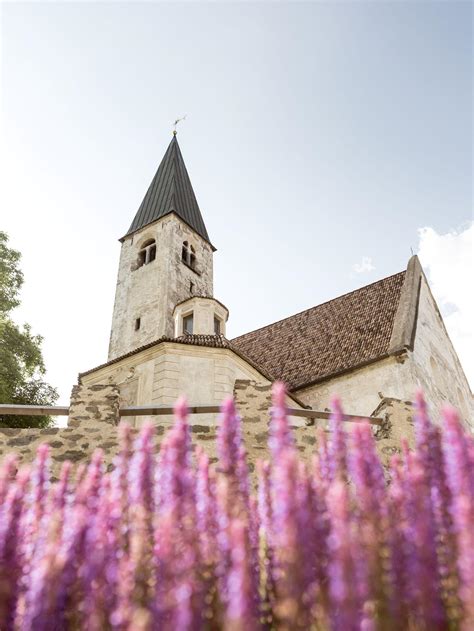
<box><xmin>0</xmin><ymin>231</ymin><xmax>58</xmax><ymax>428</ymax></box>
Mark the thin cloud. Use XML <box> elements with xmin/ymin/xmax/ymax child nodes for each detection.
<box><xmin>352</xmin><ymin>256</ymin><xmax>375</xmax><ymax>274</ymax></box>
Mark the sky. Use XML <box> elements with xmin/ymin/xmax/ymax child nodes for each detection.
<box><xmin>1</xmin><ymin>1</ymin><xmax>472</xmax><ymax>410</ymax></box>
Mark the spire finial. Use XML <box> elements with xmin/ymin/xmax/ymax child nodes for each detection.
<box><xmin>173</xmin><ymin>115</ymin><xmax>186</xmax><ymax>136</ymax></box>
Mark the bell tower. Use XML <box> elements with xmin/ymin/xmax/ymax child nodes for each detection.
<box><xmin>108</xmin><ymin>134</ymin><xmax>218</xmax><ymax>361</ymax></box>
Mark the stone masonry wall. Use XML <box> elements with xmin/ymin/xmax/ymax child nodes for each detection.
<box><xmin>0</xmin><ymin>384</ymin><xmax>224</xmax><ymax>479</ymax></box>
<box><xmin>372</xmin><ymin>397</ymin><xmax>415</xmax><ymax>467</ymax></box>
<box><xmin>0</xmin><ymin>385</ymin><xmax>123</xmax><ymax>480</ymax></box>
<box><xmin>68</xmin><ymin>384</ymin><xmax>121</xmax><ymax>428</ymax></box>
<box><xmin>108</xmin><ymin>214</ymin><xmax>214</xmax><ymax>361</ymax></box>
<box><xmin>0</xmin><ymin>383</ymin><xmax>417</xmax><ymax>479</ymax></box>
<box><xmin>233</xmin><ymin>380</ymin><xmax>416</xmax><ymax>471</ymax></box>
<box><xmin>233</xmin><ymin>380</ymin><xmax>309</xmax><ymax>469</ymax></box>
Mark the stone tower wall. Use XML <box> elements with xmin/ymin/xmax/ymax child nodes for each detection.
<box><xmin>108</xmin><ymin>213</ymin><xmax>213</xmax><ymax>360</ymax></box>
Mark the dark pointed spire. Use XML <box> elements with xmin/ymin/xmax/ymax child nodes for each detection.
<box><xmin>122</xmin><ymin>135</ymin><xmax>213</xmax><ymax>248</ymax></box>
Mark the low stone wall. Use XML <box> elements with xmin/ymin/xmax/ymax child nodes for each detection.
<box><xmin>0</xmin><ymin>421</ymin><xmax>214</xmax><ymax>480</ymax></box>
<box><xmin>68</xmin><ymin>383</ymin><xmax>121</xmax><ymax>427</ymax></box>
<box><xmin>372</xmin><ymin>397</ymin><xmax>415</xmax><ymax>467</ymax></box>
<box><xmin>0</xmin><ymin>385</ymin><xmax>122</xmax><ymax>479</ymax></box>
<box><xmin>233</xmin><ymin>379</ymin><xmax>311</xmax><ymax>468</ymax></box>
<box><xmin>233</xmin><ymin>380</ymin><xmax>416</xmax><ymax>471</ymax></box>
<box><xmin>0</xmin><ymin>424</ymin><xmax>116</xmax><ymax>480</ymax></box>
<box><xmin>0</xmin><ymin>382</ymin><xmax>416</xmax><ymax>479</ymax></box>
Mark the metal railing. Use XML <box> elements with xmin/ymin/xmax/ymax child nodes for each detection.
<box><xmin>0</xmin><ymin>404</ymin><xmax>69</xmax><ymax>416</ymax></box>
<box><xmin>0</xmin><ymin>403</ymin><xmax>383</xmax><ymax>426</ymax></box>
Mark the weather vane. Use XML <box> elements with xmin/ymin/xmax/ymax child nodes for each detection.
<box><xmin>173</xmin><ymin>115</ymin><xmax>186</xmax><ymax>135</ymax></box>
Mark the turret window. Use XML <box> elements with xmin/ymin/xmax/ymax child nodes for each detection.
<box><xmin>181</xmin><ymin>241</ymin><xmax>197</xmax><ymax>270</ymax></box>
<box><xmin>183</xmin><ymin>313</ymin><xmax>194</xmax><ymax>335</ymax></box>
<box><xmin>137</xmin><ymin>239</ymin><xmax>156</xmax><ymax>268</ymax></box>
<box><xmin>214</xmin><ymin>316</ymin><xmax>221</xmax><ymax>335</ymax></box>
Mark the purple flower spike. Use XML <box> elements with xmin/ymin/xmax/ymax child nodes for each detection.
<box><xmin>327</xmin><ymin>480</ymin><xmax>359</xmax><ymax>631</ymax></box>
<box><xmin>405</xmin><ymin>451</ymin><xmax>446</xmax><ymax>628</ymax></box>
<box><xmin>196</xmin><ymin>448</ymin><xmax>218</xmax><ymax>566</ymax></box>
<box><xmin>269</xmin><ymin>381</ymin><xmax>293</xmax><ymax>459</ymax></box>
<box><xmin>171</xmin><ymin>581</ymin><xmax>194</xmax><ymax>630</ymax></box>
<box><xmin>414</xmin><ymin>388</ymin><xmax>428</xmax><ymax>412</ymax></box>
<box><xmin>225</xmin><ymin>519</ymin><xmax>259</xmax><ymax>631</ymax></box>
<box><xmin>349</xmin><ymin>423</ymin><xmax>390</xmax><ymax>621</ymax></box>
<box><xmin>387</xmin><ymin>455</ymin><xmax>410</xmax><ymax>626</ymax></box>
<box><xmin>272</xmin><ymin>381</ymin><xmax>286</xmax><ymax>409</ymax></box>
<box><xmin>221</xmin><ymin>395</ymin><xmax>237</xmax><ymax>417</ymax></box>
<box><xmin>316</xmin><ymin>427</ymin><xmax>330</xmax><ymax>483</ymax></box>
<box><xmin>76</xmin><ymin>448</ymin><xmax>104</xmax><ymax>512</ymax></box>
<box><xmin>31</xmin><ymin>444</ymin><xmax>51</xmax><ymax>519</ymax></box>
<box><xmin>0</xmin><ymin>454</ymin><xmax>18</xmax><ymax>507</ymax></box>
<box><xmin>130</xmin><ymin>421</ymin><xmax>155</xmax><ymax>515</ymax></box>
<box><xmin>413</xmin><ymin>390</ymin><xmax>434</xmax><ymax>471</ymax></box>
<box><xmin>174</xmin><ymin>395</ymin><xmax>189</xmax><ymax>423</ymax></box>
<box><xmin>0</xmin><ymin>466</ymin><xmax>29</xmax><ymax>628</ymax></box>
<box><xmin>22</xmin><ymin>443</ymin><xmax>51</xmax><ymax>566</ymax></box>
<box><xmin>328</xmin><ymin>395</ymin><xmax>347</xmax><ymax>482</ymax></box>
<box><xmin>257</xmin><ymin>460</ymin><xmax>272</xmax><ymax>543</ymax></box>
<box><xmin>52</xmin><ymin>461</ymin><xmax>71</xmax><ymax>514</ymax></box>
<box><xmin>217</xmin><ymin>396</ymin><xmax>241</xmax><ymax>479</ymax></box>
<box><xmin>412</xmin><ymin>396</ymin><xmax>458</xmax><ymax>620</ymax></box>
<box><xmin>0</xmin><ymin>390</ymin><xmax>471</xmax><ymax>628</ymax></box>
<box><xmin>350</xmin><ymin>422</ymin><xmax>386</xmax><ymax>518</ymax></box>
<box><xmin>111</xmin><ymin>422</ymin><xmax>133</xmax><ymax>542</ymax></box>
<box><xmin>442</xmin><ymin>405</ymin><xmax>474</xmax><ymax>628</ymax></box>
<box><xmin>443</xmin><ymin>405</ymin><xmax>472</xmax><ymax>499</ymax></box>
<box><xmin>271</xmin><ymin>449</ymin><xmax>308</xmax><ymax>628</ymax></box>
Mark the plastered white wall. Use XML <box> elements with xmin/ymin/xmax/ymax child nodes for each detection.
<box><xmin>81</xmin><ymin>342</ymin><xmax>272</xmax><ymax>427</ymax></box>
<box><xmin>295</xmin><ymin>356</ymin><xmax>412</xmax><ymax>418</ymax></box>
<box><xmin>408</xmin><ymin>276</ymin><xmax>473</xmax><ymax>426</ymax></box>
<box><xmin>173</xmin><ymin>297</ymin><xmax>228</xmax><ymax>336</ymax></box>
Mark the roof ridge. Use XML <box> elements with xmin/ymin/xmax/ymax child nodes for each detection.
<box><xmin>232</xmin><ymin>269</ymin><xmax>407</xmax><ymax>341</ymax></box>
<box><xmin>169</xmin><ymin>172</ymin><xmax>177</xmax><ymax>212</ymax></box>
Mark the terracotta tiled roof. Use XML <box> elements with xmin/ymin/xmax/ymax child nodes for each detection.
<box><xmin>79</xmin><ymin>333</ymin><xmax>310</xmax><ymax>407</ymax></box>
<box><xmin>231</xmin><ymin>271</ymin><xmax>407</xmax><ymax>391</ymax></box>
<box><xmin>80</xmin><ymin>334</ymin><xmax>277</xmax><ymax>385</ymax></box>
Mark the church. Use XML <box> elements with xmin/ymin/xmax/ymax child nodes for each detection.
<box><xmin>78</xmin><ymin>133</ymin><xmax>473</xmax><ymax>430</ymax></box>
